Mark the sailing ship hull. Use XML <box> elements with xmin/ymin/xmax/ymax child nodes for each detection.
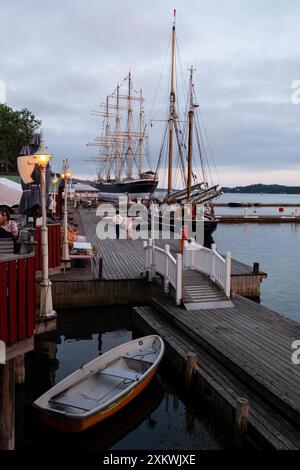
<box><xmin>95</xmin><ymin>178</ymin><xmax>158</xmax><ymax>194</ymax></box>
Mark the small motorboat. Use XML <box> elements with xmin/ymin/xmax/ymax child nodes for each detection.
<box><xmin>33</xmin><ymin>335</ymin><xmax>165</xmax><ymax>432</ymax></box>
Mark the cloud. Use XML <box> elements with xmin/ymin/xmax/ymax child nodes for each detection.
<box><xmin>1</xmin><ymin>0</ymin><xmax>300</xmax><ymax>185</ymax></box>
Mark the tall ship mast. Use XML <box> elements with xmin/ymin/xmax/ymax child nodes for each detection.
<box><xmin>86</xmin><ymin>71</ymin><xmax>158</xmax><ymax>194</ymax></box>
<box><xmin>152</xmin><ymin>11</ymin><xmax>222</xmax><ymax>245</ymax></box>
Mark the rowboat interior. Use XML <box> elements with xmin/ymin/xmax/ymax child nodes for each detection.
<box><xmin>37</xmin><ymin>336</ymin><xmax>163</xmax><ymax>417</ymax></box>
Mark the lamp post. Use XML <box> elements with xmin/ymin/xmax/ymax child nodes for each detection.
<box><xmin>61</xmin><ymin>158</ymin><xmax>72</xmax><ymax>263</ymax></box>
<box><xmin>34</xmin><ymin>130</ymin><xmax>56</xmax><ymax>319</ymax></box>
<box><xmin>51</xmin><ymin>174</ymin><xmax>58</xmax><ymax>215</ymax></box>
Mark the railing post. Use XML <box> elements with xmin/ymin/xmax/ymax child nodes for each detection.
<box><xmin>149</xmin><ymin>239</ymin><xmax>156</xmax><ymax>281</ymax></box>
<box><xmin>176</xmin><ymin>253</ymin><xmax>182</xmax><ymax>305</ymax></box>
<box><xmin>225</xmin><ymin>252</ymin><xmax>231</xmax><ymax>298</ymax></box>
<box><xmin>211</xmin><ymin>243</ymin><xmax>217</xmax><ymax>282</ymax></box>
<box><xmin>143</xmin><ymin>241</ymin><xmax>148</xmax><ymax>277</ymax></box>
<box><xmin>183</xmin><ymin>240</ymin><xmax>188</xmax><ymax>268</ymax></box>
<box><xmin>148</xmin><ymin>239</ymin><xmax>153</xmax><ymax>281</ymax></box>
<box><xmin>190</xmin><ymin>238</ymin><xmax>196</xmax><ymax>269</ymax></box>
<box><xmin>164</xmin><ymin>245</ymin><xmax>170</xmax><ymax>292</ymax></box>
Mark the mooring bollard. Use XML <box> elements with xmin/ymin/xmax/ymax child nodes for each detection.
<box><xmin>15</xmin><ymin>355</ymin><xmax>25</xmax><ymax>385</ymax></box>
<box><xmin>234</xmin><ymin>397</ymin><xmax>249</xmax><ymax>448</ymax></box>
<box><xmin>186</xmin><ymin>352</ymin><xmax>197</xmax><ymax>389</ymax></box>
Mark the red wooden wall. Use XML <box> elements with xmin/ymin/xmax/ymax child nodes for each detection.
<box><xmin>0</xmin><ymin>256</ymin><xmax>36</xmax><ymax>345</ymax></box>
<box><xmin>35</xmin><ymin>224</ymin><xmax>61</xmax><ymax>271</ymax></box>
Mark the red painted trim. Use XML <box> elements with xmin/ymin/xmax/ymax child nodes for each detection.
<box><xmin>27</xmin><ymin>256</ymin><xmax>36</xmax><ymax>337</ymax></box>
<box><xmin>8</xmin><ymin>261</ymin><xmax>17</xmax><ymax>343</ymax></box>
<box><xmin>18</xmin><ymin>259</ymin><xmax>27</xmax><ymax>339</ymax></box>
<box><xmin>0</xmin><ymin>263</ymin><xmax>8</xmax><ymax>343</ymax></box>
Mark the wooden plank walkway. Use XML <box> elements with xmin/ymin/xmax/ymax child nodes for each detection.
<box><xmin>134</xmin><ymin>305</ymin><xmax>300</xmax><ymax>449</ymax></box>
<box><xmin>182</xmin><ymin>270</ymin><xmax>234</xmax><ymax>310</ymax></box>
<box><xmin>152</xmin><ymin>296</ymin><xmax>300</xmax><ymax>429</ymax></box>
<box><xmin>79</xmin><ymin>210</ymin><xmax>266</xmax><ymax>284</ymax></box>
<box><xmin>80</xmin><ymin>210</ymin><xmax>144</xmax><ymax>280</ymax></box>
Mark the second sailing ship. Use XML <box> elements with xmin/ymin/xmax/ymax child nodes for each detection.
<box><xmin>87</xmin><ymin>71</ymin><xmax>158</xmax><ymax>194</ymax></box>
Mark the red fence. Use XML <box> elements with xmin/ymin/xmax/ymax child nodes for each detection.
<box><xmin>35</xmin><ymin>224</ymin><xmax>61</xmax><ymax>271</ymax></box>
<box><xmin>0</xmin><ymin>255</ymin><xmax>36</xmax><ymax>345</ymax></box>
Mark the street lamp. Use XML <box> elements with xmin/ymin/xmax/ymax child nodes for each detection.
<box><xmin>51</xmin><ymin>174</ymin><xmax>58</xmax><ymax>215</ymax></box>
<box><xmin>61</xmin><ymin>158</ymin><xmax>72</xmax><ymax>263</ymax></box>
<box><xmin>34</xmin><ymin>130</ymin><xmax>56</xmax><ymax>319</ymax></box>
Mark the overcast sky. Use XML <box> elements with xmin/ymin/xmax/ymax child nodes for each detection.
<box><xmin>1</xmin><ymin>0</ymin><xmax>300</xmax><ymax>186</ymax></box>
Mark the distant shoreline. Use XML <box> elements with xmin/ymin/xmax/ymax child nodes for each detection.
<box><xmin>221</xmin><ymin>184</ymin><xmax>300</xmax><ymax>194</ymax></box>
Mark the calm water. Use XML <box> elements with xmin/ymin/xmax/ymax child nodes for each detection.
<box><xmin>21</xmin><ymin>307</ymin><xmax>232</xmax><ymax>450</ymax></box>
<box><xmin>215</xmin><ymin>193</ymin><xmax>300</xmax><ymax>216</ymax></box>
<box><xmin>214</xmin><ymin>194</ymin><xmax>300</xmax><ymax>323</ymax></box>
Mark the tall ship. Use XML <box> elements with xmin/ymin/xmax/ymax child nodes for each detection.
<box><xmin>86</xmin><ymin>72</ymin><xmax>158</xmax><ymax>194</ymax></box>
<box><xmin>150</xmin><ymin>11</ymin><xmax>222</xmax><ymax>245</ymax></box>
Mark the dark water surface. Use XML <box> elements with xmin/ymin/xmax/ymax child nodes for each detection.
<box><xmin>21</xmin><ymin>307</ymin><xmax>232</xmax><ymax>450</ymax></box>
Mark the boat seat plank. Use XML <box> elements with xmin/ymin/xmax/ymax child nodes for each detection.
<box><xmin>49</xmin><ymin>394</ymin><xmax>98</xmax><ymax>411</ymax></box>
<box><xmin>101</xmin><ymin>367</ymin><xmax>141</xmax><ymax>381</ymax></box>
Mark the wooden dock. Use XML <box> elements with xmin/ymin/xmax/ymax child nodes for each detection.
<box><xmin>47</xmin><ymin>209</ymin><xmax>266</xmax><ymax>308</ymax></box>
<box><xmin>38</xmin><ymin>209</ymin><xmax>300</xmax><ymax>448</ymax></box>
<box><xmin>75</xmin><ymin>210</ymin><xmax>266</xmax><ymax>299</ymax></box>
<box><xmin>218</xmin><ymin>215</ymin><xmax>300</xmax><ymax>223</ymax></box>
<box><xmin>134</xmin><ymin>304</ymin><xmax>300</xmax><ymax>449</ymax></box>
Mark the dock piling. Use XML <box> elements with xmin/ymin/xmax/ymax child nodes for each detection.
<box><xmin>186</xmin><ymin>352</ymin><xmax>198</xmax><ymax>389</ymax></box>
<box><xmin>0</xmin><ymin>360</ymin><xmax>15</xmax><ymax>450</ymax></box>
<box><xmin>234</xmin><ymin>397</ymin><xmax>249</xmax><ymax>448</ymax></box>
<box><xmin>15</xmin><ymin>355</ymin><xmax>25</xmax><ymax>385</ymax></box>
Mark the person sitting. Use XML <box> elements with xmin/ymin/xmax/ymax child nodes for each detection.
<box><xmin>0</xmin><ymin>209</ymin><xmax>18</xmax><ymax>238</ymax></box>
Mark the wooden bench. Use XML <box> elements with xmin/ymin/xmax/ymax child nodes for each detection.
<box><xmin>0</xmin><ymin>239</ymin><xmax>14</xmax><ymax>254</ymax></box>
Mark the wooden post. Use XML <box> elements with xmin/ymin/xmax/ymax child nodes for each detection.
<box><xmin>225</xmin><ymin>252</ymin><xmax>232</xmax><ymax>298</ymax></box>
<box><xmin>176</xmin><ymin>253</ymin><xmax>182</xmax><ymax>305</ymax></box>
<box><xmin>234</xmin><ymin>397</ymin><xmax>249</xmax><ymax>448</ymax></box>
<box><xmin>143</xmin><ymin>241</ymin><xmax>148</xmax><ymax>277</ymax></box>
<box><xmin>15</xmin><ymin>354</ymin><xmax>25</xmax><ymax>385</ymax></box>
<box><xmin>183</xmin><ymin>240</ymin><xmax>188</xmax><ymax>268</ymax></box>
<box><xmin>210</xmin><ymin>243</ymin><xmax>216</xmax><ymax>281</ymax></box>
<box><xmin>190</xmin><ymin>238</ymin><xmax>196</xmax><ymax>269</ymax></box>
<box><xmin>150</xmin><ymin>239</ymin><xmax>156</xmax><ymax>281</ymax></box>
<box><xmin>98</xmin><ymin>257</ymin><xmax>103</xmax><ymax>280</ymax></box>
<box><xmin>0</xmin><ymin>360</ymin><xmax>15</xmax><ymax>450</ymax></box>
<box><xmin>164</xmin><ymin>245</ymin><xmax>170</xmax><ymax>293</ymax></box>
<box><xmin>186</xmin><ymin>352</ymin><xmax>197</xmax><ymax>389</ymax></box>
<box><xmin>148</xmin><ymin>239</ymin><xmax>153</xmax><ymax>281</ymax></box>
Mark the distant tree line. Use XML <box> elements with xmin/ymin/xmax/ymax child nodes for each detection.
<box><xmin>0</xmin><ymin>104</ymin><xmax>41</xmax><ymax>173</ymax></box>
<box><xmin>221</xmin><ymin>184</ymin><xmax>300</xmax><ymax>194</ymax></box>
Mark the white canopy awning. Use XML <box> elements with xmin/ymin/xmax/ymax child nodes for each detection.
<box><xmin>0</xmin><ymin>178</ymin><xmax>22</xmax><ymax>207</ymax></box>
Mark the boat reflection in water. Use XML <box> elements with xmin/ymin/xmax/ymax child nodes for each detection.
<box><xmin>28</xmin><ymin>374</ymin><xmax>164</xmax><ymax>450</ymax></box>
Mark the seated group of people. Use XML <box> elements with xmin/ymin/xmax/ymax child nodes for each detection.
<box><xmin>0</xmin><ymin>208</ymin><xmax>19</xmax><ymax>240</ymax></box>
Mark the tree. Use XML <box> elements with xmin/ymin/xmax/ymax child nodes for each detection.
<box><xmin>0</xmin><ymin>104</ymin><xmax>41</xmax><ymax>172</ymax></box>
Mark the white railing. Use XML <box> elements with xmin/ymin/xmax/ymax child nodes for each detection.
<box><xmin>143</xmin><ymin>240</ymin><xmax>182</xmax><ymax>305</ymax></box>
<box><xmin>184</xmin><ymin>240</ymin><xmax>231</xmax><ymax>298</ymax></box>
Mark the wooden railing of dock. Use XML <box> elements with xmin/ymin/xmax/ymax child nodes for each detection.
<box><xmin>34</xmin><ymin>223</ymin><xmax>61</xmax><ymax>271</ymax></box>
<box><xmin>0</xmin><ymin>253</ymin><xmax>36</xmax><ymax>346</ymax></box>
<box><xmin>143</xmin><ymin>240</ymin><xmax>182</xmax><ymax>305</ymax></box>
<box><xmin>184</xmin><ymin>240</ymin><xmax>232</xmax><ymax>298</ymax></box>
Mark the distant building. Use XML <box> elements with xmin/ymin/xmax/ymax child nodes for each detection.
<box><xmin>72</xmin><ymin>182</ymin><xmax>100</xmax><ymax>201</ymax></box>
